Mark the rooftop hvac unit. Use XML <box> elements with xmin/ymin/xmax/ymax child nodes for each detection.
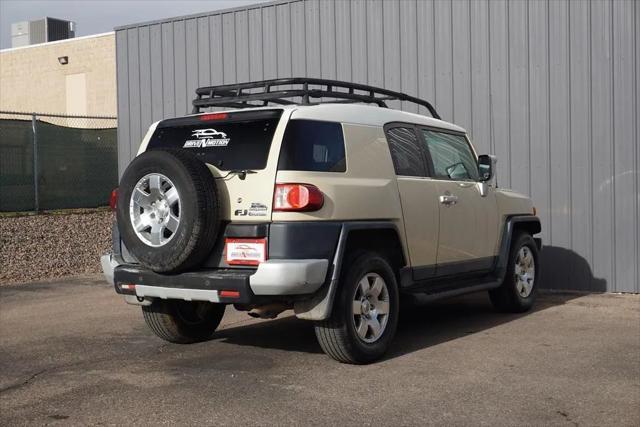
<box><xmin>11</xmin><ymin>17</ymin><xmax>75</xmax><ymax>48</ymax></box>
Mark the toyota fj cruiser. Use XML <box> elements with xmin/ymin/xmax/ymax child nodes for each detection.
<box><xmin>102</xmin><ymin>78</ymin><xmax>541</xmax><ymax>364</ymax></box>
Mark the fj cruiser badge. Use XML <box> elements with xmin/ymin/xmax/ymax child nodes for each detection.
<box><xmin>234</xmin><ymin>203</ymin><xmax>267</xmax><ymax>217</ymax></box>
<box><xmin>183</xmin><ymin>128</ymin><xmax>230</xmax><ymax>148</ymax></box>
<box><xmin>248</xmin><ymin>202</ymin><xmax>267</xmax><ymax>216</ymax></box>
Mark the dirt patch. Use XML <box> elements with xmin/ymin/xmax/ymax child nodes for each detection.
<box><xmin>0</xmin><ymin>210</ymin><xmax>113</xmax><ymax>285</ymax></box>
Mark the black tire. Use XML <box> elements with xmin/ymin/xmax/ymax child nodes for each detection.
<box><xmin>117</xmin><ymin>149</ymin><xmax>219</xmax><ymax>273</ymax></box>
<box><xmin>489</xmin><ymin>232</ymin><xmax>539</xmax><ymax>313</ymax></box>
<box><xmin>314</xmin><ymin>251</ymin><xmax>399</xmax><ymax>364</ymax></box>
<box><xmin>142</xmin><ymin>300</ymin><xmax>226</xmax><ymax>344</ymax></box>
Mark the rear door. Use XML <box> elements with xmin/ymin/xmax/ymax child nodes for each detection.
<box><xmin>146</xmin><ymin>109</ymin><xmax>288</xmax><ymax>222</ymax></box>
<box><xmin>418</xmin><ymin>128</ymin><xmax>499</xmax><ymax>274</ymax></box>
<box><xmin>384</xmin><ymin>124</ymin><xmax>440</xmax><ymax>280</ymax></box>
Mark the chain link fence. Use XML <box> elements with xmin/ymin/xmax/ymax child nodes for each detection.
<box><xmin>0</xmin><ymin>111</ymin><xmax>118</xmax><ymax>212</ymax></box>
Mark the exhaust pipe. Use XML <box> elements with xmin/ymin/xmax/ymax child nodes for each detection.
<box><xmin>247</xmin><ymin>303</ymin><xmax>289</xmax><ymax>319</ymax></box>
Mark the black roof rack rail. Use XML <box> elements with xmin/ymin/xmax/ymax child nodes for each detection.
<box><xmin>192</xmin><ymin>77</ymin><xmax>441</xmax><ymax>120</ymax></box>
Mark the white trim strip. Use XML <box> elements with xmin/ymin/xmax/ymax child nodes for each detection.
<box><xmin>1</xmin><ymin>31</ymin><xmax>114</xmax><ymax>53</ymax></box>
<box><xmin>134</xmin><ymin>285</ymin><xmax>220</xmax><ymax>303</ymax></box>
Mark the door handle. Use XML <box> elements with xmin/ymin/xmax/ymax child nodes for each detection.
<box><xmin>439</xmin><ymin>194</ymin><xmax>459</xmax><ymax>206</ymax></box>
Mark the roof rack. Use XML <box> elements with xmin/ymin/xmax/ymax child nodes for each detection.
<box><xmin>192</xmin><ymin>78</ymin><xmax>441</xmax><ymax>120</ymax></box>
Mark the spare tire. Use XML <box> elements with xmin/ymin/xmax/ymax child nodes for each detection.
<box><xmin>116</xmin><ymin>149</ymin><xmax>219</xmax><ymax>273</ymax></box>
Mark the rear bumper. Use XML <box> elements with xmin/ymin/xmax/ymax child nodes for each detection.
<box><xmin>102</xmin><ymin>253</ymin><xmax>328</xmax><ymax>304</ymax></box>
<box><xmin>249</xmin><ymin>259</ymin><xmax>328</xmax><ymax>295</ymax></box>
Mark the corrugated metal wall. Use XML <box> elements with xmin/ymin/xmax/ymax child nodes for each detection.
<box><xmin>115</xmin><ymin>0</ymin><xmax>638</xmax><ymax>293</ymax></box>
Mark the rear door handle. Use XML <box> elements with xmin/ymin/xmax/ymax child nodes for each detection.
<box><xmin>439</xmin><ymin>194</ymin><xmax>459</xmax><ymax>206</ymax></box>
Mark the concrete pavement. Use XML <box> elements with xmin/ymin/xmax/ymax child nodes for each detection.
<box><xmin>1</xmin><ymin>275</ymin><xmax>638</xmax><ymax>426</ymax></box>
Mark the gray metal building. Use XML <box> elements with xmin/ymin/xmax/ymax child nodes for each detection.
<box><xmin>114</xmin><ymin>0</ymin><xmax>638</xmax><ymax>293</ymax></box>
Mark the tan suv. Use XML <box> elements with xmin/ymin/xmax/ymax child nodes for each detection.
<box><xmin>102</xmin><ymin>78</ymin><xmax>541</xmax><ymax>364</ymax></box>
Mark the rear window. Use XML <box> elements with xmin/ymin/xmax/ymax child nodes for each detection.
<box><xmin>278</xmin><ymin>120</ymin><xmax>346</xmax><ymax>172</ymax></box>
<box><xmin>147</xmin><ymin>110</ymin><xmax>282</xmax><ymax>171</ymax></box>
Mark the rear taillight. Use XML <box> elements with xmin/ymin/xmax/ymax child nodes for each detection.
<box><xmin>199</xmin><ymin>112</ymin><xmax>228</xmax><ymax>121</ymax></box>
<box><xmin>109</xmin><ymin>188</ymin><xmax>118</xmax><ymax>210</ymax></box>
<box><xmin>273</xmin><ymin>183</ymin><xmax>324</xmax><ymax>212</ymax></box>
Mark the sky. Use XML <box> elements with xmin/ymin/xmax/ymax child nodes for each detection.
<box><xmin>0</xmin><ymin>0</ymin><xmax>268</xmax><ymax>49</ymax></box>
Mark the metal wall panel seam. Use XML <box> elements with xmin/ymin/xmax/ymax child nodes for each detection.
<box><xmin>274</xmin><ymin>7</ymin><xmax>280</xmax><ymax>78</ymax></box>
<box><xmin>261</xmin><ymin>8</ymin><xmax>266</xmax><ymax>80</ymax></box>
<box><xmin>432</xmin><ymin>0</ymin><xmax>436</xmax><ymax>118</ymax></box>
<box><xmin>526</xmin><ymin>0</ymin><xmax>531</xmax><ymax>197</ymax></box>
<box><xmin>220</xmin><ymin>16</ymin><xmax>225</xmax><ymax>84</ymax></box>
<box><xmin>115</xmin><ymin>30</ymin><xmax>130</xmax><ymax>175</ymax></box>
<box><xmin>415</xmin><ymin>0</ymin><xmax>420</xmax><ymax>114</ymax></box>
<box><xmin>488</xmin><ymin>0</ymin><xmax>494</xmax><ymax>156</ymax></box>
<box><xmin>247</xmin><ymin>11</ymin><xmax>252</xmax><ymax>82</ymax></box>
<box><xmin>156</xmin><ymin>24</ymin><xmax>164</xmax><ymax>119</ymax></box>
<box><xmin>632</xmin><ymin>1</ymin><xmax>640</xmax><ymax>292</ymax></box>
<box><xmin>567</xmin><ymin>0</ymin><xmax>573</xmax><ymax>255</ymax></box>
<box><xmin>637</xmin><ymin>0</ymin><xmax>640</xmax><ymax>292</ymax></box>
<box><xmin>302</xmin><ymin>0</ymin><xmax>307</xmax><ymax>78</ymax></box>
<box><xmin>396</xmin><ymin>0</ymin><xmax>402</xmax><ymax>111</ymax></box>
<box><xmin>196</xmin><ymin>19</ymin><xmax>200</xmax><ymax>101</ymax></box>
<box><xmin>587</xmin><ymin>0</ymin><xmax>595</xmax><ymax>290</ymax></box>
<box><xmin>317</xmin><ymin>0</ymin><xmax>321</xmax><ymax>80</ymax></box>
<box><xmin>545</xmin><ymin>0</ymin><xmax>552</xmax><ymax>243</ymax></box>
<box><xmin>506</xmin><ymin>0</ymin><xmax>512</xmax><ymax>187</ymax></box>
<box><xmin>468</xmin><ymin>0</ymin><xmax>473</xmax><ymax>139</ymax></box>
<box><xmin>127</xmin><ymin>28</ymin><xmax>141</xmax><ymax>157</ymax></box>
<box><xmin>348</xmin><ymin>0</ymin><xmax>353</xmax><ymax>82</ymax></box>
<box><xmin>449</xmin><ymin>0</ymin><xmax>454</xmax><ymax>123</ymax></box>
<box><xmin>294</xmin><ymin>1</ymin><xmax>298</xmax><ymax>77</ymax></box>
<box><xmin>380</xmin><ymin>0</ymin><xmax>385</xmax><ymax>88</ymax></box>
<box><xmin>139</xmin><ymin>26</ymin><xmax>151</xmax><ymax>142</ymax></box>
<box><xmin>610</xmin><ymin>0</ymin><xmax>617</xmax><ymax>290</ymax></box>
<box><xmin>151</xmin><ymin>24</ymin><xmax>164</xmax><ymax>121</ymax></box>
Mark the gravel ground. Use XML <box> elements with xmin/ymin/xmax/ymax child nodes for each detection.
<box><xmin>0</xmin><ymin>210</ymin><xmax>113</xmax><ymax>285</ymax></box>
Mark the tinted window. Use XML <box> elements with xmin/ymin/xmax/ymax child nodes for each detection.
<box><xmin>421</xmin><ymin>130</ymin><xmax>479</xmax><ymax>181</ymax></box>
<box><xmin>278</xmin><ymin>120</ymin><xmax>346</xmax><ymax>172</ymax></box>
<box><xmin>148</xmin><ymin>110</ymin><xmax>281</xmax><ymax>171</ymax></box>
<box><xmin>385</xmin><ymin>126</ymin><xmax>426</xmax><ymax>177</ymax></box>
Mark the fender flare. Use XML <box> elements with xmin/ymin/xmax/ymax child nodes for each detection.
<box><xmin>494</xmin><ymin>215</ymin><xmax>542</xmax><ymax>281</ymax></box>
<box><xmin>293</xmin><ymin>221</ymin><xmax>403</xmax><ymax>321</ymax></box>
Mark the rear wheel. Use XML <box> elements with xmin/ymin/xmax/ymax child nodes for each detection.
<box><xmin>489</xmin><ymin>232</ymin><xmax>539</xmax><ymax>313</ymax></box>
<box><xmin>142</xmin><ymin>299</ymin><xmax>226</xmax><ymax>344</ymax></box>
<box><xmin>314</xmin><ymin>252</ymin><xmax>399</xmax><ymax>364</ymax></box>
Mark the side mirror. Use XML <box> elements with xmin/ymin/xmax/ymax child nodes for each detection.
<box><xmin>478</xmin><ymin>154</ymin><xmax>496</xmax><ymax>182</ymax></box>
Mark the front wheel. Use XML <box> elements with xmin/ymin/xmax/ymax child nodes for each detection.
<box><xmin>142</xmin><ymin>299</ymin><xmax>225</xmax><ymax>343</ymax></box>
<box><xmin>314</xmin><ymin>251</ymin><xmax>399</xmax><ymax>364</ymax></box>
<box><xmin>489</xmin><ymin>232</ymin><xmax>539</xmax><ymax>313</ymax></box>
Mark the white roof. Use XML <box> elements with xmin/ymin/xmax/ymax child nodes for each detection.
<box><xmin>193</xmin><ymin>103</ymin><xmax>466</xmax><ymax>133</ymax></box>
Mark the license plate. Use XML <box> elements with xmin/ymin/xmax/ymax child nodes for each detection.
<box><xmin>225</xmin><ymin>238</ymin><xmax>267</xmax><ymax>265</ymax></box>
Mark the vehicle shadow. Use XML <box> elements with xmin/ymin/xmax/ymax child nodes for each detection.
<box><xmin>213</xmin><ymin>247</ymin><xmax>605</xmax><ymax>361</ymax></box>
<box><xmin>539</xmin><ymin>245</ymin><xmax>607</xmax><ymax>292</ymax></box>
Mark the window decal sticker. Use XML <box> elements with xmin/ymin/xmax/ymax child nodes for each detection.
<box><xmin>183</xmin><ymin>128</ymin><xmax>230</xmax><ymax>148</ymax></box>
